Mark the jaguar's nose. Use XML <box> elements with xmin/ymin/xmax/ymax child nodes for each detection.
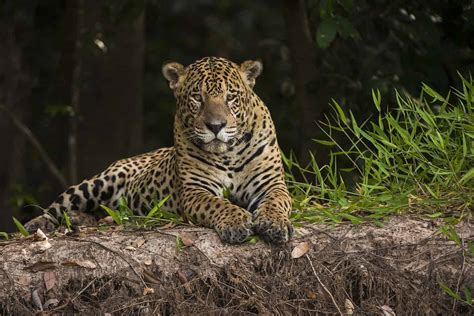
<box><xmin>205</xmin><ymin>121</ymin><xmax>227</xmax><ymax>135</ymax></box>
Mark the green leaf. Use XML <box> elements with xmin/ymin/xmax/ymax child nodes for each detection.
<box><xmin>146</xmin><ymin>196</ymin><xmax>170</xmax><ymax>218</ymax></box>
<box><xmin>460</xmin><ymin>168</ymin><xmax>474</xmax><ymax>184</ymax></box>
<box><xmin>331</xmin><ymin>99</ymin><xmax>347</xmax><ymax>125</ymax></box>
<box><xmin>335</xmin><ymin>16</ymin><xmax>359</xmax><ymax>39</ymax></box>
<box><xmin>176</xmin><ymin>235</ymin><xmax>185</xmax><ymax>251</ymax></box>
<box><xmin>317</xmin><ymin>18</ymin><xmax>337</xmax><ymax>49</ymax></box>
<box><xmin>246</xmin><ymin>235</ymin><xmax>260</xmax><ymax>245</ymax></box>
<box><xmin>338</xmin><ymin>0</ymin><xmax>352</xmax><ymax>11</ymax></box>
<box><xmin>440</xmin><ymin>282</ymin><xmax>461</xmax><ymax>300</ymax></box>
<box><xmin>12</xmin><ymin>217</ymin><xmax>29</xmax><ymax>236</ymax></box>
<box><xmin>372</xmin><ymin>88</ymin><xmax>382</xmax><ymax>111</ymax></box>
<box><xmin>462</xmin><ymin>287</ymin><xmax>472</xmax><ymax>305</ymax></box>
<box><xmin>63</xmin><ymin>211</ymin><xmax>72</xmax><ymax>230</ymax></box>
<box><xmin>100</xmin><ymin>205</ymin><xmax>122</xmax><ymax>225</ymax></box>
<box><xmin>314</xmin><ymin>139</ymin><xmax>337</xmax><ymax>146</ymax></box>
<box><xmin>0</xmin><ymin>231</ymin><xmax>9</xmax><ymax>240</ymax></box>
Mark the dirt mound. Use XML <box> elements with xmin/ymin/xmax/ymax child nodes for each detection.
<box><xmin>0</xmin><ymin>217</ymin><xmax>472</xmax><ymax>314</ymax></box>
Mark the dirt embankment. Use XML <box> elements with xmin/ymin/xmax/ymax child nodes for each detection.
<box><xmin>0</xmin><ymin>217</ymin><xmax>472</xmax><ymax>315</ymax></box>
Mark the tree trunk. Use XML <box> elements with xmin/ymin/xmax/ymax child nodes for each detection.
<box><xmin>283</xmin><ymin>0</ymin><xmax>330</xmax><ymax>165</ymax></box>
<box><xmin>0</xmin><ymin>5</ymin><xmax>34</xmax><ymax>231</ymax></box>
<box><xmin>76</xmin><ymin>3</ymin><xmax>145</xmax><ymax>180</ymax></box>
<box><xmin>0</xmin><ymin>217</ymin><xmax>472</xmax><ymax>314</ymax></box>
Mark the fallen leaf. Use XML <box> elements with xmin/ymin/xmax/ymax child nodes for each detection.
<box><xmin>379</xmin><ymin>305</ymin><xmax>396</xmax><ymax>316</ymax></box>
<box><xmin>291</xmin><ymin>241</ymin><xmax>311</xmax><ymax>259</ymax></box>
<box><xmin>62</xmin><ymin>260</ymin><xmax>96</xmax><ymax>269</ymax></box>
<box><xmin>25</xmin><ymin>261</ymin><xmax>56</xmax><ymax>272</ymax></box>
<box><xmin>133</xmin><ymin>238</ymin><xmax>146</xmax><ymax>248</ymax></box>
<box><xmin>98</xmin><ymin>216</ymin><xmax>115</xmax><ymax>225</ymax></box>
<box><xmin>43</xmin><ymin>271</ymin><xmax>56</xmax><ymax>291</ymax></box>
<box><xmin>43</xmin><ymin>298</ymin><xmax>59</xmax><ymax>309</ymax></box>
<box><xmin>143</xmin><ymin>287</ymin><xmax>155</xmax><ymax>295</ymax></box>
<box><xmin>34</xmin><ymin>229</ymin><xmax>48</xmax><ymax>241</ymax></box>
<box><xmin>143</xmin><ymin>259</ymin><xmax>152</xmax><ymax>266</ymax></box>
<box><xmin>181</xmin><ymin>237</ymin><xmax>194</xmax><ymax>247</ymax></box>
<box><xmin>345</xmin><ymin>299</ymin><xmax>355</xmax><ymax>315</ymax></box>
<box><xmin>306</xmin><ymin>290</ymin><xmax>317</xmax><ymax>299</ymax></box>
<box><xmin>125</xmin><ymin>246</ymin><xmax>136</xmax><ymax>251</ymax></box>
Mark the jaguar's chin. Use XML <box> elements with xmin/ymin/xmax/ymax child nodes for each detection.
<box><xmin>202</xmin><ymin>139</ymin><xmax>229</xmax><ymax>154</ymax></box>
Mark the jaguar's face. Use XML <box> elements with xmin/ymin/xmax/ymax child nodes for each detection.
<box><xmin>163</xmin><ymin>57</ymin><xmax>262</xmax><ymax>154</ymax></box>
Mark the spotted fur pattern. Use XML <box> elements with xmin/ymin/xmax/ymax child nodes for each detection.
<box><xmin>25</xmin><ymin>57</ymin><xmax>293</xmax><ymax>244</ymax></box>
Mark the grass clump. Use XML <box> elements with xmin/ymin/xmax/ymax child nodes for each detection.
<box><xmin>286</xmin><ymin>75</ymin><xmax>474</xmax><ymax>225</ymax></box>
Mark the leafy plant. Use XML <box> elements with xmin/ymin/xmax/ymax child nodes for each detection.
<box><xmin>101</xmin><ymin>196</ymin><xmax>181</xmax><ymax>229</ymax></box>
<box><xmin>286</xmin><ymin>75</ymin><xmax>474</xmax><ymax>224</ymax></box>
<box><xmin>62</xmin><ymin>211</ymin><xmax>72</xmax><ymax>231</ymax></box>
<box><xmin>12</xmin><ymin>217</ymin><xmax>29</xmax><ymax>237</ymax></box>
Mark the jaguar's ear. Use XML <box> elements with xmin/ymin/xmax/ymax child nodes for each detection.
<box><xmin>240</xmin><ymin>60</ymin><xmax>263</xmax><ymax>89</ymax></box>
<box><xmin>162</xmin><ymin>62</ymin><xmax>184</xmax><ymax>90</ymax></box>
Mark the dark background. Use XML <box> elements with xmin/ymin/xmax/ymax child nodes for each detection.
<box><xmin>0</xmin><ymin>0</ymin><xmax>473</xmax><ymax>231</ymax></box>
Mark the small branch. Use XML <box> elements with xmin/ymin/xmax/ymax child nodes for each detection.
<box><xmin>306</xmin><ymin>254</ymin><xmax>343</xmax><ymax>315</ymax></box>
<box><xmin>0</xmin><ymin>105</ymin><xmax>68</xmax><ymax>188</ymax></box>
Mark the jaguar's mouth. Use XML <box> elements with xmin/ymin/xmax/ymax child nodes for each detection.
<box><xmin>201</xmin><ymin>139</ymin><xmax>229</xmax><ymax>153</ymax></box>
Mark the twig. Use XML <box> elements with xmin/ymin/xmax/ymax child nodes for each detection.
<box><xmin>306</xmin><ymin>254</ymin><xmax>343</xmax><ymax>315</ymax></box>
<box><xmin>0</xmin><ymin>104</ymin><xmax>67</xmax><ymax>187</ymax></box>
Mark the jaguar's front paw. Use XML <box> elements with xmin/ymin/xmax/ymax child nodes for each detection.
<box><xmin>214</xmin><ymin>212</ymin><xmax>253</xmax><ymax>244</ymax></box>
<box><xmin>24</xmin><ymin>215</ymin><xmax>57</xmax><ymax>234</ymax></box>
<box><xmin>253</xmin><ymin>211</ymin><xmax>293</xmax><ymax>244</ymax></box>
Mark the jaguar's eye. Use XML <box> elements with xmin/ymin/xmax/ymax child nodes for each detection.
<box><xmin>191</xmin><ymin>94</ymin><xmax>202</xmax><ymax>102</ymax></box>
<box><xmin>226</xmin><ymin>94</ymin><xmax>236</xmax><ymax>102</ymax></box>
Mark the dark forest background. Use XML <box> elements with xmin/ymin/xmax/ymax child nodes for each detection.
<box><xmin>0</xmin><ymin>0</ymin><xmax>473</xmax><ymax>231</ymax></box>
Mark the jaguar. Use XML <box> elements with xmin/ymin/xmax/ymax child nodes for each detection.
<box><xmin>25</xmin><ymin>56</ymin><xmax>293</xmax><ymax>244</ymax></box>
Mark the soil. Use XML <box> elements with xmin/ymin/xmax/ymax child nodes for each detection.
<box><xmin>0</xmin><ymin>216</ymin><xmax>472</xmax><ymax>315</ymax></box>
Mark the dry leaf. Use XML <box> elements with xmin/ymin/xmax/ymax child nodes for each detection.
<box><xmin>345</xmin><ymin>299</ymin><xmax>355</xmax><ymax>315</ymax></box>
<box><xmin>62</xmin><ymin>260</ymin><xmax>96</xmax><ymax>269</ymax></box>
<box><xmin>181</xmin><ymin>237</ymin><xmax>194</xmax><ymax>247</ymax></box>
<box><xmin>25</xmin><ymin>261</ymin><xmax>56</xmax><ymax>272</ymax></box>
<box><xmin>125</xmin><ymin>246</ymin><xmax>136</xmax><ymax>251</ymax></box>
<box><xmin>133</xmin><ymin>238</ymin><xmax>146</xmax><ymax>248</ymax></box>
<box><xmin>143</xmin><ymin>259</ymin><xmax>152</xmax><ymax>266</ymax></box>
<box><xmin>380</xmin><ymin>305</ymin><xmax>396</xmax><ymax>316</ymax></box>
<box><xmin>306</xmin><ymin>290</ymin><xmax>317</xmax><ymax>299</ymax></box>
<box><xmin>34</xmin><ymin>229</ymin><xmax>48</xmax><ymax>241</ymax></box>
<box><xmin>43</xmin><ymin>271</ymin><xmax>56</xmax><ymax>291</ymax></box>
<box><xmin>98</xmin><ymin>216</ymin><xmax>115</xmax><ymax>225</ymax></box>
<box><xmin>143</xmin><ymin>287</ymin><xmax>155</xmax><ymax>295</ymax></box>
<box><xmin>291</xmin><ymin>241</ymin><xmax>311</xmax><ymax>259</ymax></box>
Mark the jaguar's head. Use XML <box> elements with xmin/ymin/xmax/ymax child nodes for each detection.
<box><xmin>162</xmin><ymin>57</ymin><xmax>262</xmax><ymax>154</ymax></box>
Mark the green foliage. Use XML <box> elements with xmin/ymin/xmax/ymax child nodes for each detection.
<box><xmin>0</xmin><ymin>232</ymin><xmax>9</xmax><ymax>240</ymax></box>
<box><xmin>245</xmin><ymin>235</ymin><xmax>260</xmax><ymax>245</ymax></box>
<box><xmin>440</xmin><ymin>282</ymin><xmax>473</xmax><ymax>306</ymax></box>
<box><xmin>12</xmin><ymin>217</ymin><xmax>29</xmax><ymax>237</ymax></box>
<box><xmin>286</xmin><ymin>76</ymin><xmax>474</xmax><ymax>224</ymax></box>
<box><xmin>101</xmin><ymin>196</ymin><xmax>182</xmax><ymax>229</ymax></box>
<box><xmin>175</xmin><ymin>235</ymin><xmax>185</xmax><ymax>251</ymax></box>
<box><xmin>62</xmin><ymin>211</ymin><xmax>72</xmax><ymax>231</ymax></box>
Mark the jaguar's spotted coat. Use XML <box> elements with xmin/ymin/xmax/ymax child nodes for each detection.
<box><xmin>25</xmin><ymin>57</ymin><xmax>293</xmax><ymax>244</ymax></box>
